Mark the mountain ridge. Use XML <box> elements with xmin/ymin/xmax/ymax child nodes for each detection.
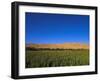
<box><xmin>26</xmin><ymin>43</ymin><xmax>89</xmax><ymax>49</ymax></box>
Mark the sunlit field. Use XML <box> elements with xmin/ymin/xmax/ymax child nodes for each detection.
<box><xmin>26</xmin><ymin>49</ymin><xmax>89</xmax><ymax>68</ymax></box>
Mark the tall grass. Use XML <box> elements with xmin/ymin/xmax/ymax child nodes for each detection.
<box><xmin>25</xmin><ymin>49</ymin><xmax>89</xmax><ymax>68</ymax></box>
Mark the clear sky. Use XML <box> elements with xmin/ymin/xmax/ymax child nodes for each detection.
<box><xmin>25</xmin><ymin>12</ymin><xmax>89</xmax><ymax>44</ymax></box>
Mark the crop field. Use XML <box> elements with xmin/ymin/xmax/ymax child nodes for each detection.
<box><xmin>25</xmin><ymin>49</ymin><xmax>89</xmax><ymax>68</ymax></box>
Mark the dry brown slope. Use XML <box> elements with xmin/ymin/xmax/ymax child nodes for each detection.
<box><xmin>26</xmin><ymin>43</ymin><xmax>89</xmax><ymax>49</ymax></box>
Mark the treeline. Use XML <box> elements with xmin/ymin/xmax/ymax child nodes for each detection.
<box><xmin>26</xmin><ymin>47</ymin><xmax>88</xmax><ymax>51</ymax></box>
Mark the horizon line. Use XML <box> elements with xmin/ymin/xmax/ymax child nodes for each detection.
<box><xmin>26</xmin><ymin>42</ymin><xmax>89</xmax><ymax>45</ymax></box>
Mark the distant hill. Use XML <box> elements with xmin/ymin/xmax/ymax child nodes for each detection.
<box><xmin>26</xmin><ymin>43</ymin><xmax>89</xmax><ymax>49</ymax></box>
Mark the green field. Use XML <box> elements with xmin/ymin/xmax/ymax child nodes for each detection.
<box><xmin>25</xmin><ymin>49</ymin><xmax>89</xmax><ymax>68</ymax></box>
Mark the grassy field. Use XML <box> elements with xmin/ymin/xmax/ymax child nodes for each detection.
<box><xmin>25</xmin><ymin>49</ymin><xmax>89</xmax><ymax>68</ymax></box>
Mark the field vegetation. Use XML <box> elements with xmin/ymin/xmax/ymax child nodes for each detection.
<box><xmin>26</xmin><ymin>48</ymin><xmax>89</xmax><ymax>68</ymax></box>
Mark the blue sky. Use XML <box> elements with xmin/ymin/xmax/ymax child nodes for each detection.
<box><xmin>25</xmin><ymin>12</ymin><xmax>89</xmax><ymax>44</ymax></box>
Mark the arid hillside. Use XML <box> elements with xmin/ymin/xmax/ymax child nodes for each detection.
<box><xmin>26</xmin><ymin>43</ymin><xmax>89</xmax><ymax>49</ymax></box>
